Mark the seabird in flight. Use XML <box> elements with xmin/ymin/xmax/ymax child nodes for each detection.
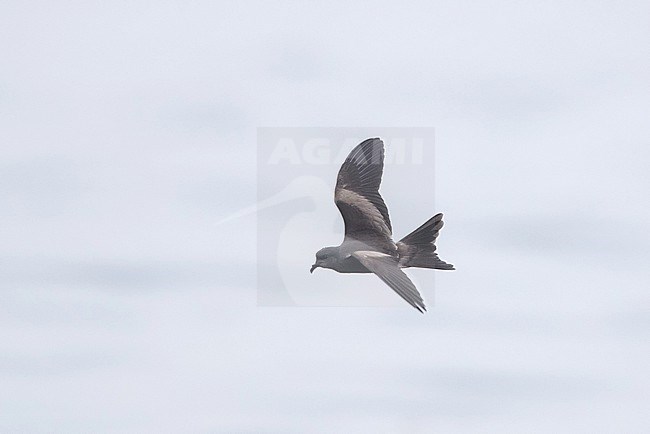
<box><xmin>310</xmin><ymin>138</ymin><xmax>454</xmax><ymax>313</ymax></box>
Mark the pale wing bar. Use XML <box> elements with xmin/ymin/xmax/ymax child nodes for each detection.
<box><xmin>335</xmin><ymin>138</ymin><xmax>392</xmax><ymax>238</ymax></box>
<box><xmin>352</xmin><ymin>251</ymin><xmax>427</xmax><ymax>313</ymax></box>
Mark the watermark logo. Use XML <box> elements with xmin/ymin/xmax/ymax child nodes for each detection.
<box><xmin>266</xmin><ymin>137</ymin><xmax>425</xmax><ymax>166</ymax></box>
<box><xmin>254</xmin><ymin>128</ymin><xmax>437</xmax><ymax>307</ymax></box>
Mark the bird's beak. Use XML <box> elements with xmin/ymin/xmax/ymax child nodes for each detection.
<box><xmin>310</xmin><ymin>264</ymin><xmax>318</xmax><ymax>274</ymax></box>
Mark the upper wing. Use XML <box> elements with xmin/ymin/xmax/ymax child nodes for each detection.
<box><xmin>352</xmin><ymin>251</ymin><xmax>426</xmax><ymax>313</ymax></box>
<box><xmin>335</xmin><ymin>138</ymin><xmax>393</xmax><ymax>246</ymax></box>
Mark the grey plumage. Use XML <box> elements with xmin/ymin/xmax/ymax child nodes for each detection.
<box><xmin>397</xmin><ymin>213</ymin><xmax>454</xmax><ymax>270</ymax></box>
<box><xmin>310</xmin><ymin>138</ymin><xmax>454</xmax><ymax>313</ymax></box>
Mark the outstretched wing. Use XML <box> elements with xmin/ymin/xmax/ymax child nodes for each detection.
<box><xmin>335</xmin><ymin>138</ymin><xmax>394</xmax><ymax>250</ymax></box>
<box><xmin>352</xmin><ymin>251</ymin><xmax>426</xmax><ymax>313</ymax></box>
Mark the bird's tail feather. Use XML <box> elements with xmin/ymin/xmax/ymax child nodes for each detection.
<box><xmin>397</xmin><ymin>213</ymin><xmax>455</xmax><ymax>270</ymax></box>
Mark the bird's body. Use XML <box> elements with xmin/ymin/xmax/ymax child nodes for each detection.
<box><xmin>325</xmin><ymin>254</ymin><xmax>371</xmax><ymax>274</ymax></box>
<box><xmin>310</xmin><ymin>138</ymin><xmax>454</xmax><ymax>313</ymax></box>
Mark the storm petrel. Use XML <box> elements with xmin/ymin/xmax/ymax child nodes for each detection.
<box><xmin>310</xmin><ymin>138</ymin><xmax>454</xmax><ymax>313</ymax></box>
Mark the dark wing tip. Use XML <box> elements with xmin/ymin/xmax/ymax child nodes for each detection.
<box><xmin>345</xmin><ymin>138</ymin><xmax>384</xmax><ymax>166</ymax></box>
<box><xmin>352</xmin><ymin>252</ymin><xmax>427</xmax><ymax>313</ymax></box>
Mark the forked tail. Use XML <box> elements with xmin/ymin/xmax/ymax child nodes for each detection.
<box><xmin>397</xmin><ymin>213</ymin><xmax>455</xmax><ymax>270</ymax></box>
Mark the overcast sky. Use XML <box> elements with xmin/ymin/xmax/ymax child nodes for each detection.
<box><xmin>1</xmin><ymin>1</ymin><xmax>649</xmax><ymax>432</ymax></box>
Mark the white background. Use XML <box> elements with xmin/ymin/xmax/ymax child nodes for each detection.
<box><xmin>1</xmin><ymin>1</ymin><xmax>649</xmax><ymax>432</ymax></box>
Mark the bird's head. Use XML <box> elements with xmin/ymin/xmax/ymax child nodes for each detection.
<box><xmin>310</xmin><ymin>246</ymin><xmax>339</xmax><ymax>273</ymax></box>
